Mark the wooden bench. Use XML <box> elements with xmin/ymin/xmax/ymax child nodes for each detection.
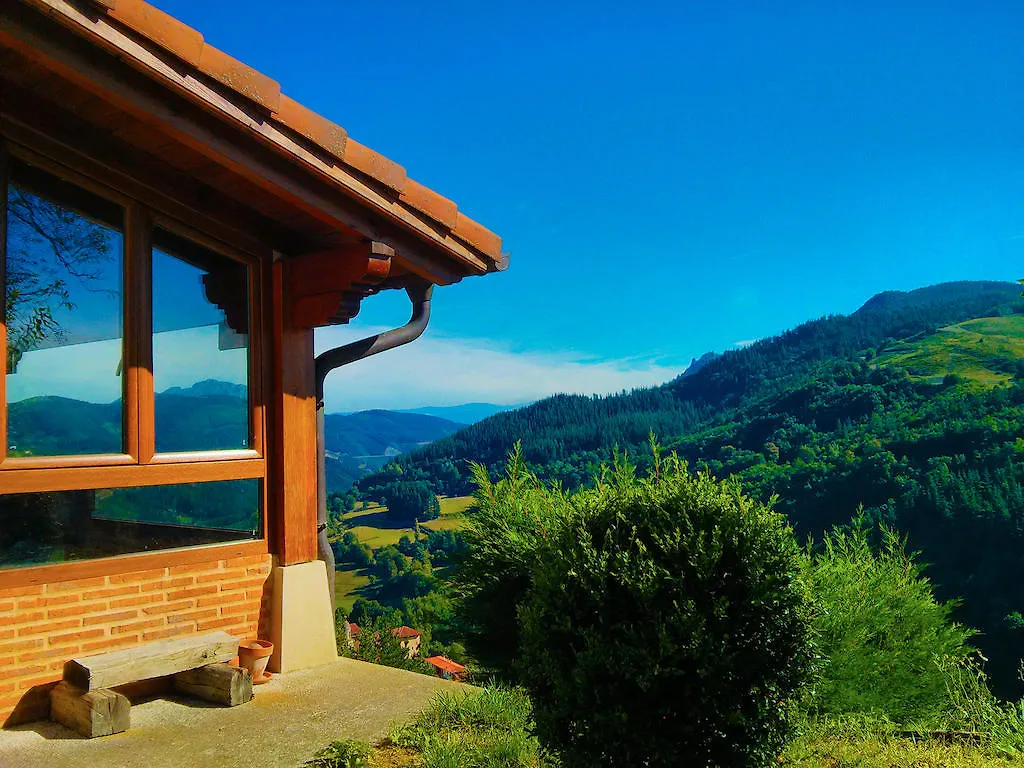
<box><xmin>50</xmin><ymin>631</ymin><xmax>254</xmax><ymax>738</ymax></box>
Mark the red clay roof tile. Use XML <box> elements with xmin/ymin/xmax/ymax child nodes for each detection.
<box><xmin>343</xmin><ymin>139</ymin><xmax>408</xmax><ymax>195</ymax></box>
<box><xmin>400</xmin><ymin>179</ymin><xmax>459</xmax><ymax>230</ymax></box>
<box><xmin>107</xmin><ymin>0</ymin><xmax>204</xmax><ymax>66</ymax></box>
<box><xmin>275</xmin><ymin>95</ymin><xmax>347</xmax><ymax>161</ymax></box>
<box><xmin>197</xmin><ymin>44</ymin><xmax>281</xmax><ymax>113</ymax></box>
<box><xmin>25</xmin><ymin>0</ymin><xmax>504</xmax><ymax>270</ymax></box>
<box><xmin>392</xmin><ymin>626</ymin><xmax>421</xmax><ymax>639</ymax></box>
<box><xmin>453</xmin><ymin>212</ymin><xmax>502</xmax><ymax>260</ymax></box>
<box><xmin>424</xmin><ymin>655</ymin><xmax>466</xmax><ymax>674</ymax></box>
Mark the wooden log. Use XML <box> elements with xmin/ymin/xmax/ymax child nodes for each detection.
<box><xmin>172</xmin><ymin>663</ymin><xmax>253</xmax><ymax>707</ymax></box>
<box><xmin>50</xmin><ymin>681</ymin><xmax>130</xmax><ymax>738</ymax></box>
<box><xmin>63</xmin><ymin>631</ymin><xmax>239</xmax><ymax>691</ymax></box>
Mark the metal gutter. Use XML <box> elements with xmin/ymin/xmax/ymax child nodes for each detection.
<box><xmin>313</xmin><ymin>282</ymin><xmax>434</xmax><ymax>612</ymax></box>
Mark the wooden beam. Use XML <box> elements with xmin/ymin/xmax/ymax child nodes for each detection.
<box><xmin>50</xmin><ymin>682</ymin><xmax>130</xmax><ymax>738</ymax></box>
<box><xmin>286</xmin><ymin>242</ymin><xmax>393</xmax><ymax>328</ymax></box>
<box><xmin>173</xmin><ymin>663</ymin><xmax>253</xmax><ymax>707</ymax></box>
<box><xmin>63</xmin><ymin>631</ymin><xmax>239</xmax><ymax>691</ymax></box>
<box><xmin>0</xmin><ymin>2</ymin><xmax>483</xmax><ymax>283</ymax></box>
<box><xmin>271</xmin><ymin>259</ymin><xmax>317</xmax><ymax>565</ymax></box>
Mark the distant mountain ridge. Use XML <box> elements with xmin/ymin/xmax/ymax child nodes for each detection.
<box><xmin>398</xmin><ymin>403</ymin><xmax>520</xmax><ymax>424</ymax></box>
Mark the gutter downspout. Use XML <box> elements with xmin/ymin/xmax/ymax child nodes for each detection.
<box><xmin>314</xmin><ymin>281</ymin><xmax>434</xmax><ymax>614</ymax></box>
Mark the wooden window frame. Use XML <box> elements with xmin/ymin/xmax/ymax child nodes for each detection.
<box><xmin>0</xmin><ymin>130</ymin><xmax>270</xmax><ymax>586</ymax></box>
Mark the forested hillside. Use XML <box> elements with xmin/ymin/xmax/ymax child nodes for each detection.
<box><xmin>356</xmin><ymin>280</ymin><xmax>1024</xmax><ymax>695</ymax></box>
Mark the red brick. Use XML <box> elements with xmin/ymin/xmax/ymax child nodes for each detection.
<box><xmin>82</xmin><ymin>585</ymin><xmax>139</xmax><ymax>601</ymax></box>
<box><xmin>143</xmin><ymin>625</ymin><xmax>195</xmax><ymax>642</ymax></box>
<box><xmin>111</xmin><ymin>618</ymin><xmax>163</xmax><ymax>635</ymax></box>
<box><xmin>343</xmin><ymin>139</ymin><xmax>407</xmax><ymax>194</ymax></box>
<box><xmin>50</xmin><ymin>628</ymin><xmax>104</xmax><ymax>646</ymax></box>
<box><xmin>4</xmin><ymin>663</ymin><xmax>46</xmax><ymax>680</ymax></box>
<box><xmin>0</xmin><ymin>638</ymin><xmax>43</xmax><ymax>654</ymax></box>
<box><xmin>19</xmin><ymin>646</ymin><xmax>79</xmax><ymax>663</ymax></box>
<box><xmin>141</xmin><ymin>577</ymin><xmax>193</xmax><ymax>593</ymax></box>
<box><xmin>18</xmin><ymin>619</ymin><xmax>79</xmax><ymax>636</ymax></box>
<box><xmin>219</xmin><ymin>601</ymin><xmax>260</xmax><ymax>618</ymax></box>
<box><xmin>48</xmin><ymin>603</ymin><xmax>102</xmax><ymax>620</ymax></box>
<box><xmin>166</xmin><ymin>585</ymin><xmax>217</xmax><ymax>602</ymax></box>
<box><xmin>197</xmin><ymin>569</ymin><xmax>245</xmax><ymax>584</ymax></box>
<box><xmin>197</xmin><ymin>45</ymin><xmax>281</xmax><ymax>112</ymax></box>
<box><xmin>0</xmin><ymin>585</ymin><xmax>44</xmax><ymax>598</ymax></box>
<box><xmin>400</xmin><ymin>179</ymin><xmax>458</xmax><ymax>230</ymax></box>
<box><xmin>108</xmin><ymin>0</ymin><xmax>205</xmax><ymax>66</ymax></box>
<box><xmin>196</xmin><ymin>617</ymin><xmax>238</xmax><ymax>632</ymax></box>
<box><xmin>82</xmin><ymin>635</ymin><xmax>138</xmax><ymax>653</ymax></box>
<box><xmin>84</xmin><ymin>610</ymin><xmax>138</xmax><ymax>627</ymax></box>
<box><xmin>223</xmin><ymin>555</ymin><xmax>271</xmax><ymax>569</ymax></box>
<box><xmin>109</xmin><ymin>568</ymin><xmax>166</xmax><ymax>584</ymax></box>
<box><xmin>0</xmin><ymin>611</ymin><xmax>44</xmax><ymax>627</ymax></box>
<box><xmin>245</xmin><ymin>566</ymin><xmax>270</xmax><ymax>577</ymax></box>
<box><xmin>0</xmin><ymin>601</ymin><xmax>14</xmax><ymax>612</ymax></box>
<box><xmin>167</xmin><ymin>609</ymin><xmax>217</xmax><ymax>624</ymax></box>
<box><xmin>244</xmin><ymin>590</ymin><xmax>266</xmax><ymax>601</ymax></box>
<box><xmin>110</xmin><ymin>593</ymin><xmax>164</xmax><ymax>609</ymax></box>
<box><xmin>46</xmin><ymin>577</ymin><xmax>106</xmax><ymax>593</ymax></box>
<box><xmin>274</xmin><ymin>95</ymin><xmax>347</xmax><ymax>159</ymax></box>
<box><xmin>168</xmin><ymin>562</ymin><xmax>220</xmax><ymax>576</ymax></box>
<box><xmin>143</xmin><ymin>600</ymin><xmax>195</xmax><ymax>616</ymax></box>
<box><xmin>0</xmin><ymin>629</ymin><xmax>15</xmax><ymax>641</ymax></box>
<box><xmin>220</xmin><ymin>577</ymin><xmax>267</xmax><ymax>593</ymax></box>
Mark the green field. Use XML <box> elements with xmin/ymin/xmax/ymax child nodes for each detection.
<box><xmin>335</xmin><ymin>496</ymin><xmax>474</xmax><ymax>611</ymax></box>
<box><xmin>875</xmin><ymin>314</ymin><xmax>1024</xmax><ymax>385</ymax></box>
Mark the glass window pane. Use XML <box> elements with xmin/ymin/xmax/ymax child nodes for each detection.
<box><xmin>152</xmin><ymin>229</ymin><xmax>250</xmax><ymax>453</ymax></box>
<box><xmin>0</xmin><ymin>479</ymin><xmax>261</xmax><ymax>569</ymax></box>
<box><xmin>4</xmin><ymin>160</ymin><xmax>124</xmax><ymax>457</ymax></box>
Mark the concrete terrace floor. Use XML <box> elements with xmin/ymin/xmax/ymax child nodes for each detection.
<box><xmin>0</xmin><ymin>657</ymin><xmax>470</xmax><ymax>768</ymax></box>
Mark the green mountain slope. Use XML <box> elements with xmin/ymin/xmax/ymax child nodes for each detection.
<box><xmin>356</xmin><ymin>280</ymin><xmax>1024</xmax><ymax>695</ymax></box>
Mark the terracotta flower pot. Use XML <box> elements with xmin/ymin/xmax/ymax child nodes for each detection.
<box><xmin>238</xmin><ymin>640</ymin><xmax>274</xmax><ymax>684</ymax></box>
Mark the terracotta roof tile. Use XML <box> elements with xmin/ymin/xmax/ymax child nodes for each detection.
<box><xmin>275</xmin><ymin>95</ymin><xmax>347</xmax><ymax>161</ymax></box>
<box><xmin>25</xmin><ymin>0</ymin><xmax>503</xmax><ymax>270</ymax></box>
<box><xmin>453</xmin><ymin>212</ymin><xmax>502</xmax><ymax>260</ymax></box>
<box><xmin>107</xmin><ymin>0</ymin><xmax>204</xmax><ymax>67</ymax></box>
<box><xmin>399</xmin><ymin>179</ymin><xmax>458</xmax><ymax>230</ymax></box>
<box><xmin>197</xmin><ymin>44</ymin><xmax>281</xmax><ymax>113</ymax></box>
<box><xmin>343</xmin><ymin>139</ymin><xmax>407</xmax><ymax>195</ymax></box>
<box><xmin>424</xmin><ymin>655</ymin><xmax>466</xmax><ymax>674</ymax></box>
<box><xmin>392</xmin><ymin>626</ymin><xmax>421</xmax><ymax>639</ymax></box>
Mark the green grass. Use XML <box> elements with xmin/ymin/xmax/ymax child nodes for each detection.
<box><xmin>875</xmin><ymin>314</ymin><xmax>1024</xmax><ymax>385</ymax></box>
<box><xmin>341</xmin><ymin>497</ymin><xmax>473</xmax><ymax>549</ymax></box>
<box><xmin>334</xmin><ymin>567</ymin><xmax>371</xmax><ymax>613</ymax></box>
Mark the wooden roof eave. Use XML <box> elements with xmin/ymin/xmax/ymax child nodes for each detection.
<box><xmin>4</xmin><ymin>0</ymin><xmax>494</xmax><ymax>285</ymax></box>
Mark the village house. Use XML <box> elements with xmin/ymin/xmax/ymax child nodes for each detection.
<box><xmin>0</xmin><ymin>0</ymin><xmax>503</xmax><ymax>728</ymax></box>
<box><xmin>424</xmin><ymin>655</ymin><xmax>466</xmax><ymax>682</ymax></box>
<box><xmin>392</xmin><ymin>626</ymin><xmax>421</xmax><ymax>659</ymax></box>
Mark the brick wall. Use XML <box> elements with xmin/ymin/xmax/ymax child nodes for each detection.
<box><xmin>0</xmin><ymin>553</ymin><xmax>273</xmax><ymax>726</ymax></box>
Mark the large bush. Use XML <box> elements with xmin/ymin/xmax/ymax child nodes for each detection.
<box><xmin>804</xmin><ymin>521</ymin><xmax>976</xmax><ymax>725</ymax></box>
<box><xmin>461</xmin><ymin>445</ymin><xmax>814</xmax><ymax>767</ymax></box>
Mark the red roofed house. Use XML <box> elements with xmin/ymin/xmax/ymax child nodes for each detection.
<box><xmin>0</xmin><ymin>0</ymin><xmax>504</xmax><ymax>726</ymax></box>
<box><xmin>424</xmin><ymin>655</ymin><xmax>467</xmax><ymax>682</ymax></box>
<box><xmin>392</xmin><ymin>626</ymin><xmax>421</xmax><ymax>659</ymax></box>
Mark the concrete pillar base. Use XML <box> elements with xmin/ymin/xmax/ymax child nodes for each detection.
<box><xmin>268</xmin><ymin>560</ymin><xmax>338</xmax><ymax>673</ymax></box>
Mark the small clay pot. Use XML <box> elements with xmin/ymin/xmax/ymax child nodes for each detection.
<box><xmin>238</xmin><ymin>639</ymin><xmax>274</xmax><ymax>684</ymax></box>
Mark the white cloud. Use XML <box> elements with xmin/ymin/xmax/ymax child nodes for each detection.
<box><xmin>315</xmin><ymin>326</ymin><xmax>680</xmax><ymax>413</ymax></box>
<box><xmin>732</xmin><ymin>339</ymin><xmax>759</xmax><ymax>348</ymax></box>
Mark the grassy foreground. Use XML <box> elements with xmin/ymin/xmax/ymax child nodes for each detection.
<box><xmin>307</xmin><ymin>688</ymin><xmax>1024</xmax><ymax>768</ymax></box>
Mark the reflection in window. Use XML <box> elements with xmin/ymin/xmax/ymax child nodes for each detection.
<box><xmin>152</xmin><ymin>229</ymin><xmax>250</xmax><ymax>453</ymax></box>
<box><xmin>4</xmin><ymin>159</ymin><xmax>124</xmax><ymax>457</ymax></box>
<box><xmin>0</xmin><ymin>479</ymin><xmax>260</xmax><ymax>569</ymax></box>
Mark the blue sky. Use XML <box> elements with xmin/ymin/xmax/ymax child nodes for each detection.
<box><xmin>156</xmin><ymin>1</ymin><xmax>1022</xmax><ymax>410</ymax></box>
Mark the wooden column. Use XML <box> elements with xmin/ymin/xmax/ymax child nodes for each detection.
<box><xmin>270</xmin><ymin>258</ymin><xmax>318</xmax><ymax>565</ymax></box>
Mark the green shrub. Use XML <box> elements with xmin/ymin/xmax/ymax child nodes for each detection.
<box><xmin>305</xmin><ymin>738</ymin><xmax>371</xmax><ymax>768</ymax></box>
<box><xmin>469</xmin><ymin>444</ymin><xmax>814</xmax><ymax>767</ymax></box>
<box><xmin>804</xmin><ymin>521</ymin><xmax>975</xmax><ymax>725</ymax></box>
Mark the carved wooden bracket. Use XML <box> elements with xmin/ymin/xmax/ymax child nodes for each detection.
<box><xmin>286</xmin><ymin>241</ymin><xmax>394</xmax><ymax>328</ymax></box>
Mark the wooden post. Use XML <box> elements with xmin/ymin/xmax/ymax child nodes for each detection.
<box><xmin>270</xmin><ymin>258</ymin><xmax>318</xmax><ymax>565</ymax></box>
<box><xmin>50</xmin><ymin>681</ymin><xmax>130</xmax><ymax>738</ymax></box>
<box><xmin>173</xmin><ymin>663</ymin><xmax>253</xmax><ymax>706</ymax></box>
